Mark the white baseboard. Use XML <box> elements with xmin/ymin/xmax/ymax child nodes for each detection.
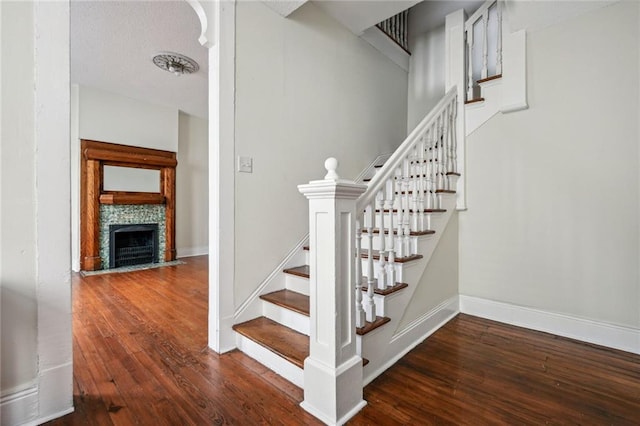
<box><xmin>176</xmin><ymin>246</ymin><xmax>209</xmax><ymax>258</ymax></box>
<box><xmin>364</xmin><ymin>296</ymin><xmax>459</xmax><ymax>386</ymax></box>
<box><xmin>459</xmin><ymin>295</ymin><xmax>640</xmax><ymax>355</ymax></box>
<box><xmin>1</xmin><ymin>386</ymin><xmax>39</xmax><ymax>426</ymax></box>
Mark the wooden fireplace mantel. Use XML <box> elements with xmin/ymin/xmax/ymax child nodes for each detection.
<box><xmin>80</xmin><ymin>140</ymin><xmax>177</xmax><ymax>271</ymax></box>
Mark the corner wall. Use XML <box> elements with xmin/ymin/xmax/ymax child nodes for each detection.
<box><xmin>233</xmin><ymin>1</ymin><xmax>408</xmax><ymax>308</ymax></box>
<box><xmin>1</xmin><ymin>2</ymin><xmax>73</xmax><ymax>424</ymax></box>
<box><xmin>459</xmin><ymin>1</ymin><xmax>640</xmax><ymax>331</ymax></box>
<box><xmin>177</xmin><ymin>112</ymin><xmax>209</xmax><ymax>257</ymax></box>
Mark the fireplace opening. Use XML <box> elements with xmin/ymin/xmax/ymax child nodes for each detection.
<box><xmin>109</xmin><ymin>224</ymin><xmax>159</xmax><ymax>268</ymax></box>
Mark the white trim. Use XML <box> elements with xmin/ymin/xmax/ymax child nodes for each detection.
<box><xmin>459</xmin><ymin>295</ymin><xmax>640</xmax><ymax>355</ymax></box>
<box><xmin>176</xmin><ymin>246</ymin><xmax>209</xmax><ymax>258</ymax></box>
<box><xmin>22</xmin><ymin>408</ymin><xmax>75</xmax><ymax>426</ymax></box>
<box><xmin>300</xmin><ymin>399</ymin><xmax>367</xmax><ymax>426</ymax></box>
<box><xmin>360</xmin><ymin>27</ymin><xmax>409</xmax><ymax>72</ymax></box>
<box><xmin>363</xmin><ymin>296</ymin><xmax>459</xmax><ymax>386</ymax></box>
<box><xmin>1</xmin><ymin>387</ymin><xmax>39</xmax><ymax>425</ymax></box>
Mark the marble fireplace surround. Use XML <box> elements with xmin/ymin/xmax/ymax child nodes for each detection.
<box><xmin>80</xmin><ymin>139</ymin><xmax>177</xmax><ymax>271</ymax></box>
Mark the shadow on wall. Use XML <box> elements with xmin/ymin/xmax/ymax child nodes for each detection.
<box><xmin>1</xmin><ymin>285</ymin><xmax>38</xmax><ymax>394</ymax></box>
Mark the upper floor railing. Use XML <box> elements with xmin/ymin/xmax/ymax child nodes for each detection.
<box><xmin>465</xmin><ymin>0</ymin><xmax>502</xmax><ymax>101</ymax></box>
<box><xmin>377</xmin><ymin>9</ymin><xmax>410</xmax><ymax>53</ymax></box>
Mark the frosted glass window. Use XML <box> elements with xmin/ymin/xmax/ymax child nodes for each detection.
<box><xmin>103</xmin><ymin>166</ymin><xmax>160</xmax><ymax>193</ymax></box>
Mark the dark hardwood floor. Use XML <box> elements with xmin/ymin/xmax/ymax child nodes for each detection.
<box><xmin>48</xmin><ymin>256</ymin><xmax>640</xmax><ymax>425</ymax></box>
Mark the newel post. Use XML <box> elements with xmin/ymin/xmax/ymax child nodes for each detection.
<box><xmin>298</xmin><ymin>158</ymin><xmax>367</xmax><ymax>425</ymax></box>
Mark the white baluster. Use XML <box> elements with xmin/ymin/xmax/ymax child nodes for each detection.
<box><xmin>466</xmin><ymin>28</ymin><xmax>474</xmax><ymax>100</ymax></box>
<box><xmin>482</xmin><ymin>10</ymin><xmax>489</xmax><ymax>80</ymax></box>
<box><xmin>410</xmin><ymin>145</ymin><xmax>419</xmax><ymax>232</ymax></box>
<box><xmin>442</xmin><ymin>105</ymin><xmax>451</xmax><ymax>190</ymax></box>
<box><xmin>402</xmin><ymin>158</ymin><xmax>411</xmax><ymax>256</ymax></box>
<box><xmin>451</xmin><ymin>100</ymin><xmax>458</xmax><ymax>175</ymax></box>
<box><xmin>436</xmin><ymin>114</ymin><xmax>445</xmax><ymax>191</ymax></box>
<box><xmin>430</xmin><ymin>124</ymin><xmax>438</xmax><ymax>209</ymax></box>
<box><xmin>496</xmin><ymin>1</ymin><xmax>503</xmax><ymax>75</ymax></box>
<box><xmin>355</xmin><ymin>220</ymin><xmax>365</xmax><ymax>329</ymax></box>
<box><xmin>365</xmin><ymin>205</ymin><xmax>376</xmax><ymax>322</ymax></box>
<box><xmin>385</xmin><ymin>179</ymin><xmax>396</xmax><ymax>286</ymax></box>
<box><xmin>417</xmin><ymin>135</ymin><xmax>427</xmax><ymax>232</ymax></box>
<box><xmin>376</xmin><ymin>190</ymin><xmax>387</xmax><ymax>290</ymax></box>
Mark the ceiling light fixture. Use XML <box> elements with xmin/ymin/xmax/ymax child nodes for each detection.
<box><xmin>152</xmin><ymin>52</ymin><xmax>199</xmax><ymax>77</ymax></box>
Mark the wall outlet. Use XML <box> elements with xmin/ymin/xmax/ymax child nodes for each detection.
<box><xmin>237</xmin><ymin>156</ymin><xmax>253</xmax><ymax>173</ymax></box>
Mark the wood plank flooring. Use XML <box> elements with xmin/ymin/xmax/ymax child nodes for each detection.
<box><xmin>48</xmin><ymin>256</ymin><xmax>640</xmax><ymax>425</ymax></box>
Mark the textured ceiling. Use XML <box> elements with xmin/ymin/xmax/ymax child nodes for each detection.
<box><xmin>71</xmin><ymin>1</ymin><xmax>208</xmax><ymax>118</ymax></box>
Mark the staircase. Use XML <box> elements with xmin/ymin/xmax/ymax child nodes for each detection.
<box><xmin>231</xmin><ymin>87</ymin><xmax>460</xmax><ymax>424</ymax></box>
<box><xmin>228</xmin><ymin>1</ymin><xmax>523</xmax><ymax>423</ymax></box>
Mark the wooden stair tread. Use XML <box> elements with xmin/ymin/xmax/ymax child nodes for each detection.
<box><xmin>363</xmin><ymin>177</ymin><xmax>372</xmax><ymax>182</ymax></box>
<box><xmin>360</xmin><ymin>250</ymin><xmax>422</xmax><ymax>263</ymax></box>
<box><xmin>260</xmin><ymin>290</ymin><xmax>309</xmax><ymax>316</ymax></box>
<box><xmin>283</xmin><ymin>265</ymin><xmax>309</xmax><ymax>278</ymax></box>
<box><xmin>395</xmin><ymin>190</ymin><xmax>455</xmax><ymax>195</ymax></box>
<box><xmin>233</xmin><ymin>317</ymin><xmax>308</xmax><ymax>369</ymax></box>
<box><xmin>361</xmin><ymin>280</ymin><xmax>408</xmax><ymax>296</ymax></box>
<box><xmin>477</xmin><ymin>73</ymin><xmax>502</xmax><ymax>84</ymax></box>
<box><xmin>375</xmin><ymin>208</ymin><xmax>447</xmax><ymax>213</ymax></box>
<box><xmin>465</xmin><ymin>97</ymin><xmax>485</xmax><ymax>105</ymax></box>
<box><xmin>373</xmin><ymin>164</ymin><xmax>384</xmax><ymax>168</ymax></box>
<box><xmin>363</xmin><ymin>228</ymin><xmax>435</xmax><ymax>237</ymax></box>
<box><xmin>356</xmin><ymin>316</ymin><xmax>391</xmax><ymax>335</ymax></box>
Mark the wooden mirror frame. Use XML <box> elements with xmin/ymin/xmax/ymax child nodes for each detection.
<box><xmin>80</xmin><ymin>140</ymin><xmax>177</xmax><ymax>271</ymax></box>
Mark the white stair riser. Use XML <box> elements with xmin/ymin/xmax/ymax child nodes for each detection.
<box><xmin>235</xmin><ymin>334</ymin><xmax>304</xmax><ymax>387</ymax></box>
<box><xmin>285</xmin><ymin>274</ymin><xmax>310</xmax><ymax>296</ymax></box>
<box><xmin>262</xmin><ymin>302</ymin><xmax>310</xmax><ymax>336</ymax></box>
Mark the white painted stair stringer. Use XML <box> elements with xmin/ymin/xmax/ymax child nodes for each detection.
<box><xmin>358</xmin><ymin>193</ymin><xmax>458</xmax><ymax>385</ymax></box>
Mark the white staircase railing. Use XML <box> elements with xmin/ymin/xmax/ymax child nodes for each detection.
<box><xmin>298</xmin><ymin>87</ymin><xmax>459</xmax><ymax>423</ymax></box>
<box><xmin>465</xmin><ymin>0</ymin><xmax>503</xmax><ymax>101</ymax></box>
<box><xmin>355</xmin><ymin>87</ymin><xmax>458</xmax><ymax>326</ymax></box>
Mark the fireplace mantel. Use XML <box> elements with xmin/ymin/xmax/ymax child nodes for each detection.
<box><xmin>80</xmin><ymin>140</ymin><xmax>177</xmax><ymax>271</ymax></box>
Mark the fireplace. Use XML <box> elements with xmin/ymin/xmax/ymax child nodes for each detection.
<box><xmin>109</xmin><ymin>223</ymin><xmax>159</xmax><ymax>268</ymax></box>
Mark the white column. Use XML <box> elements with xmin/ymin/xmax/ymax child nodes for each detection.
<box><xmin>445</xmin><ymin>8</ymin><xmax>467</xmax><ymax>210</ymax></box>
<box><xmin>298</xmin><ymin>158</ymin><xmax>367</xmax><ymax>426</ymax></box>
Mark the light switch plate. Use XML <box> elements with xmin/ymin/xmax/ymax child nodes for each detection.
<box><xmin>238</xmin><ymin>156</ymin><xmax>253</xmax><ymax>173</ymax></box>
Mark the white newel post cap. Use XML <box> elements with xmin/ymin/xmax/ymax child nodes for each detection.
<box><xmin>324</xmin><ymin>157</ymin><xmax>339</xmax><ymax>180</ymax></box>
<box><xmin>298</xmin><ymin>157</ymin><xmax>367</xmax><ymax>199</ymax></box>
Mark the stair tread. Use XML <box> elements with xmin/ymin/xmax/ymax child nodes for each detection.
<box><xmin>477</xmin><ymin>73</ymin><xmax>502</xmax><ymax>84</ymax></box>
<box><xmin>283</xmin><ymin>265</ymin><xmax>310</xmax><ymax>278</ymax></box>
<box><xmin>361</xmin><ymin>250</ymin><xmax>423</xmax><ymax>263</ymax></box>
<box><xmin>465</xmin><ymin>97</ymin><xmax>485</xmax><ymax>105</ymax></box>
<box><xmin>356</xmin><ymin>316</ymin><xmax>391</xmax><ymax>335</ymax></box>
<box><xmin>435</xmin><ymin>189</ymin><xmax>456</xmax><ymax>194</ymax></box>
<box><xmin>375</xmin><ymin>209</ymin><xmax>447</xmax><ymax>213</ymax></box>
<box><xmin>260</xmin><ymin>290</ymin><xmax>309</xmax><ymax>316</ymax></box>
<box><xmin>396</xmin><ymin>190</ymin><xmax>455</xmax><ymax>195</ymax></box>
<box><xmin>363</xmin><ymin>228</ymin><xmax>435</xmax><ymax>237</ymax></box>
<box><xmin>233</xmin><ymin>317</ymin><xmax>308</xmax><ymax>369</ymax></box>
<box><xmin>361</xmin><ymin>280</ymin><xmax>409</xmax><ymax>296</ymax></box>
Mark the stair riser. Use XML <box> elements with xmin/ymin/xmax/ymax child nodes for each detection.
<box><xmin>235</xmin><ymin>334</ymin><xmax>304</xmax><ymax>387</ymax></box>
<box><xmin>285</xmin><ymin>274</ymin><xmax>310</xmax><ymax>296</ymax></box>
<box><xmin>263</xmin><ymin>302</ymin><xmax>310</xmax><ymax>336</ymax></box>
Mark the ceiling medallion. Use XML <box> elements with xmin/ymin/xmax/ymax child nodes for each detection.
<box><xmin>152</xmin><ymin>52</ymin><xmax>199</xmax><ymax>76</ymax></box>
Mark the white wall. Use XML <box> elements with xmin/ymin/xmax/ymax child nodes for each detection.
<box><xmin>77</xmin><ymin>85</ymin><xmax>178</xmax><ymax>151</ymax></box>
<box><xmin>1</xmin><ymin>2</ymin><xmax>73</xmax><ymax>424</ymax></box>
<box><xmin>1</xmin><ymin>0</ymin><xmax>38</xmax><ymax>399</ymax></box>
<box><xmin>459</xmin><ymin>1</ymin><xmax>640</xmax><ymax>329</ymax></box>
<box><xmin>177</xmin><ymin>112</ymin><xmax>209</xmax><ymax>257</ymax></box>
<box><xmin>233</xmin><ymin>1</ymin><xmax>408</xmax><ymax>308</ymax></box>
<box><xmin>398</xmin><ymin>213</ymin><xmax>459</xmax><ymax>329</ymax></box>
<box><xmin>407</xmin><ymin>25</ymin><xmax>446</xmax><ymax>132</ymax></box>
